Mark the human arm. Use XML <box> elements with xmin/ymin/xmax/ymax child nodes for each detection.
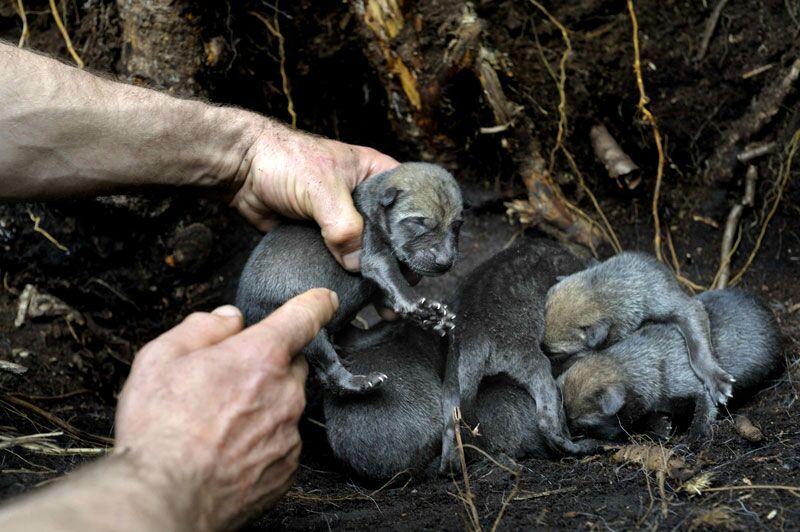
<box><xmin>0</xmin><ymin>289</ymin><xmax>338</xmax><ymax>531</ymax></box>
<box><xmin>0</xmin><ymin>42</ymin><xmax>398</xmax><ymax>269</ymax></box>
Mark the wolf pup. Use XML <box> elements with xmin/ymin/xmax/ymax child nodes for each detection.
<box><xmin>439</xmin><ymin>238</ymin><xmax>600</xmax><ymax>471</ymax></box>
<box><xmin>470</xmin><ymin>375</ymin><xmax>552</xmax><ymax>460</ymax></box>
<box><xmin>236</xmin><ymin>162</ymin><xmax>463</xmax><ymax>396</ymax></box>
<box><xmin>559</xmin><ymin>289</ymin><xmax>782</xmax><ymax>442</ymax></box>
<box><xmin>544</xmin><ymin>251</ymin><xmax>735</xmax><ymax>405</ymax></box>
<box><xmin>323</xmin><ymin>322</ymin><xmax>446</xmax><ymax>481</ymax></box>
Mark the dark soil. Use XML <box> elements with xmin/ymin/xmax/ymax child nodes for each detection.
<box><xmin>2</xmin><ymin>0</ymin><xmax>799</xmax><ymax>530</ymax></box>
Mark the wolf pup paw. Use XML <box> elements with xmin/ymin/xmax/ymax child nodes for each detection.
<box><xmin>408</xmin><ymin>297</ymin><xmax>456</xmax><ymax>336</ymax></box>
<box><xmin>335</xmin><ymin>371</ymin><xmax>388</xmax><ymax>396</ymax></box>
<box><xmin>705</xmin><ymin>368</ymin><xmax>736</xmax><ymax>405</ymax></box>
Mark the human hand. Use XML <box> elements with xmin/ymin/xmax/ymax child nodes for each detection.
<box><xmin>114</xmin><ymin>288</ymin><xmax>338</xmax><ymax>530</ymax></box>
<box><xmin>229</xmin><ymin>121</ymin><xmax>399</xmax><ymax>272</ymax></box>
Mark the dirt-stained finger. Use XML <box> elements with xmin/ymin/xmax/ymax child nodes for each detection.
<box><xmin>316</xmin><ymin>181</ymin><xmax>365</xmax><ymax>271</ymax></box>
<box><xmin>231</xmin><ymin>288</ymin><xmax>339</xmax><ymax>361</ymax></box>
<box><xmin>139</xmin><ymin>308</ymin><xmax>245</xmax><ymax>362</ymax></box>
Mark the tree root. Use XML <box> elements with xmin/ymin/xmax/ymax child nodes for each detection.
<box><xmin>251</xmin><ymin>5</ymin><xmax>297</xmax><ymax>128</ymax></box>
<box><xmin>705</xmin><ymin>58</ymin><xmax>800</xmax><ymax>183</ymax></box>
<box><xmin>48</xmin><ymin>0</ymin><xmax>83</xmax><ymax>68</ymax></box>
<box><xmin>728</xmin><ymin>129</ymin><xmax>799</xmax><ymax>286</ymax></box>
<box><xmin>712</xmin><ymin>165</ymin><xmax>757</xmax><ymax>289</ymax></box>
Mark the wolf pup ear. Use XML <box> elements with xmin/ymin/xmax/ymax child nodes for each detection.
<box><xmin>380</xmin><ymin>187</ymin><xmax>399</xmax><ymax>207</ymax></box>
<box><xmin>600</xmin><ymin>385</ymin><xmax>626</xmax><ymax>416</ymax></box>
<box><xmin>584</xmin><ymin>321</ymin><xmax>609</xmax><ymax>349</ymax></box>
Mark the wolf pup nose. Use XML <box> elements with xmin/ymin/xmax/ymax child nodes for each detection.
<box><xmin>236</xmin><ymin>162</ymin><xmax>463</xmax><ymax>397</ymax></box>
<box><xmin>544</xmin><ymin>251</ymin><xmax>736</xmax><ymax>405</ymax></box>
<box><xmin>559</xmin><ymin>288</ymin><xmax>782</xmax><ymax>443</ymax></box>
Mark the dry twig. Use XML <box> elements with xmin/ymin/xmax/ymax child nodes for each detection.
<box><xmin>713</xmin><ymin>165</ymin><xmax>757</xmax><ymax>288</ymax></box>
<box><xmin>451</xmin><ymin>407</ymin><xmax>481</xmax><ymax>531</ymax></box>
<box><xmin>695</xmin><ymin>0</ymin><xmax>730</xmax><ymax>62</ymax></box>
<box><xmin>707</xmin><ymin>58</ymin><xmax>800</xmax><ymax>183</ymax></box>
<box><xmin>0</xmin><ymin>395</ymin><xmax>113</xmax><ymax>446</ymax></box>
<box><xmin>729</xmin><ymin>129</ymin><xmax>799</xmax><ymax>285</ymax></box>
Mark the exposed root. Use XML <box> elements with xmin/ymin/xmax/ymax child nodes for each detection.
<box><xmin>527</xmin><ymin>0</ymin><xmax>621</xmax><ymax>253</ymax></box>
<box><xmin>251</xmin><ymin>5</ymin><xmax>297</xmax><ymax>128</ymax></box>
<box><xmin>712</xmin><ymin>165</ymin><xmax>757</xmax><ymax>288</ymax></box>
<box><xmin>14</xmin><ymin>0</ymin><xmax>29</xmax><ymax>48</ymax></box>
<box><xmin>48</xmin><ymin>0</ymin><xmax>84</xmax><ymax>68</ymax></box>
<box><xmin>627</xmin><ymin>0</ymin><xmax>666</xmax><ymax>264</ymax></box>
<box><xmin>706</xmin><ymin>57</ymin><xmax>800</xmax><ymax>183</ymax></box>
<box><xmin>0</xmin><ymin>395</ymin><xmax>112</xmax><ymax>446</ymax></box>
<box><xmin>729</xmin><ymin>129</ymin><xmax>799</xmax><ymax>285</ymax></box>
<box><xmin>695</xmin><ymin>0</ymin><xmax>730</xmax><ymax>62</ymax></box>
<box><xmin>26</xmin><ymin>209</ymin><xmax>69</xmax><ymax>253</ymax></box>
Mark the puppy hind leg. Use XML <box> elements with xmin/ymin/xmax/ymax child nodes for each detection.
<box><xmin>306</xmin><ymin>331</ymin><xmax>387</xmax><ymax>396</ymax></box>
<box><xmin>687</xmin><ymin>392</ymin><xmax>717</xmax><ymax>445</ymax></box>
<box><xmin>439</xmin><ymin>341</ymin><xmax>461</xmax><ymax>473</ymax></box>
<box><xmin>517</xmin><ymin>353</ymin><xmax>600</xmax><ymax>455</ymax></box>
<box><xmin>673</xmin><ymin>300</ymin><xmax>734</xmax><ymax>405</ymax></box>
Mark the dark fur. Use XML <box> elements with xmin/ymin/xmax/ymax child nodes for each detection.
<box><xmin>325</xmin><ymin>327</ymin><xmax>553</xmax><ymax>481</ymax></box>
<box><xmin>471</xmin><ymin>375</ymin><xmax>551</xmax><ymax>460</ymax></box>
<box><xmin>545</xmin><ymin>251</ymin><xmax>736</xmax><ymax>405</ymax></box>
<box><xmin>559</xmin><ymin>289</ymin><xmax>783</xmax><ymax>442</ymax></box>
<box><xmin>323</xmin><ymin>322</ymin><xmax>446</xmax><ymax>481</ymax></box>
<box><xmin>236</xmin><ymin>162</ymin><xmax>463</xmax><ymax>395</ymax></box>
<box><xmin>440</xmin><ymin>237</ymin><xmax>600</xmax><ymax>471</ymax></box>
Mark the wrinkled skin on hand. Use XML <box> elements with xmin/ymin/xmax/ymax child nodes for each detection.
<box><xmin>115</xmin><ymin>289</ymin><xmax>338</xmax><ymax>530</ymax></box>
<box><xmin>230</xmin><ymin>123</ymin><xmax>399</xmax><ymax>271</ymax></box>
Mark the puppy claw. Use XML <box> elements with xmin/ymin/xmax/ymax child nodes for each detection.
<box><xmin>337</xmin><ymin>371</ymin><xmax>388</xmax><ymax>396</ymax></box>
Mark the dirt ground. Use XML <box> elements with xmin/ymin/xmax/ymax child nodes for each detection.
<box><xmin>2</xmin><ymin>0</ymin><xmax>800</xmax><ymax>530</ymax></box>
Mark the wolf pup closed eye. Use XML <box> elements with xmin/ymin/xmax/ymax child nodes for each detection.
<box><xmin>544</xmin><ymin>251</ymin><xmax>736</xmax><ymax>405</ymax></box>
<box><xmin>559</xmin><ymin>289</ymin><xmax>782</xmax><ymax>443</ymax></box>
<box><xmin>236</xmin><ymin>162</ymin><xmax>463</xmax><ymax>396</ymax></box>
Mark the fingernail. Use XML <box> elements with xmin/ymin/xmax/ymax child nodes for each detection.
<box><xmin>328</xmin><ymin>290</ymin><xmax>339</xmax><ymax>310</ymax></box>
<box><xmin>211</xmin><ymin>305</ymin><xmax>242</xmax><ymax>319</ymax></box>
<box><xmin>342</xmin><ymin>250</ymin><xmax>361</xmax><ymax>272</ymax></box>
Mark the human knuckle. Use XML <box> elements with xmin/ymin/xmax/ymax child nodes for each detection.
<box><xmin>183</xmin><ymin>311</ymin><xmax>224</xmax><ymax>331</ymax></box>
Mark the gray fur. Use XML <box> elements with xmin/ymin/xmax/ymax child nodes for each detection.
<box><xmin>559</xmin><ymin>289</ymin><xmax>783</xmax><ymax>442</ymax></box>
<box><xmin>440</xmin><ymin>237</ymin><xmax>601</xmax><ymax>472</ymax></box>
<box><xmin>236</xmin><ymin>162</ymin><xmax>463</xmax><ymax>396</ymax></box>
<box><xmin>471</xmin><ymin>375</ymin><xmax>551</xmax><ymax>460</ymax></box>
<box><xmin>325</xmin><ymin>326</ymin><xmax>553</xmax><ymax>481</ymax></box>
<box><xmin>323</xmin><ymin>322</ymin><xmax>446</xmax><ymax>481</ymax></box>
<box><xmin>544</xmin><ymin>251</ymin><xmax>736</xmax><ymax>404</ymax></box>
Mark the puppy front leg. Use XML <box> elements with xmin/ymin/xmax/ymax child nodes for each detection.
<box><xmin>360</xmin><ymin>225</ymin><xmax>454</xmax><ymax>334</ymax></box>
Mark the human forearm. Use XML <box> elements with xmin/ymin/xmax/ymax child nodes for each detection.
<box><xmin>0</xmin><ymin>42</ymin><xmax>258</xmax><ymax>200</ymax></box>
<box><xmin>0</xmin><ymin>451</ymin><xmax>196</xmax><ymax>532</ymax></box>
